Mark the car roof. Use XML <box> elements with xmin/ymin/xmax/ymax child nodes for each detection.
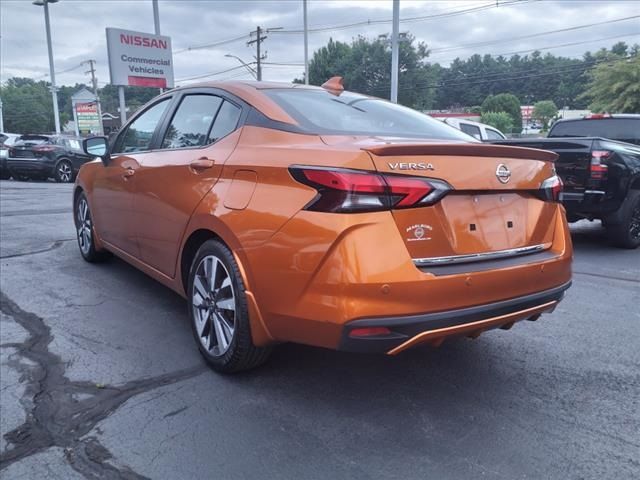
<box><xmin>554</xmin><ymin>114</ymin><xmax>640</xmax><ymax>123</ymax></box>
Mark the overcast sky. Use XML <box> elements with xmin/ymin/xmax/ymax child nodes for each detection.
<box><xmin>1</xmin><ymin>0</ymin><xmax>638</xmax><ymax>88</ymax></box>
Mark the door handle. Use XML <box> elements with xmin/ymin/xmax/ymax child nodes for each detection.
<box><xmin>190</xmin><ymin>158</ymin><xmax>215</xmax><ymax>171</ymax></box>
<box><xmin>123</xmin><ymin>168</ymin><xmax>135</xmax><ymax>179</ymax></box>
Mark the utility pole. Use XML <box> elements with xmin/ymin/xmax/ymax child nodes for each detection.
<box><xmin>390</xmin><ymin>0</ymin><xmax>400</xmax><ymax>103</ymax></box>
<box><xmin>247</xmin><ymin>26</ymin><xmax>267</xmax><ymax>81</ymax></box>
<box><xmin>0</xmin><ymin>98</ymin><xmax>4</xmax><ymax>132</ymax></box>
<box><xmin>303</xmin><ymin>0</ymin><xmax>309</xmax><ymax>85</ymax></box>
<box><xmin>34</xmin><ymin>0</ymin><xmax>61</xmax><ymax>133</ymax></box>
<box><xmin>83</xmin><ymin>59</ymin><xmax>104</xmax><ymax>135</ymax></box>
<box><xmin>152</xmin><ymin>0</ymin><xmax>163</xmax><ymax>93</ymax></box>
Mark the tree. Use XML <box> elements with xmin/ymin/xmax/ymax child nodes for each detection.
<box><xmin>0</xmin><ymin>78</ymin><xmax>55</xmax><ymax>133</ymax></box>
<box><xmin>481</xmin><ymin>112</ymin><xmax>514</xmax><ymax>134</ymax></box>
<box><xmin>481</xmin><ymin>93</ymin><xmax>522</xmax><ymax>133</ymax></box>
<box><xmin>302</xmin><ymin>35</ymin><xmax>438</xmax><ymax>109</ymax></box>
<box><xmin>580</xmin><ymin>56</ymin><xmax>640</xmax><ymax>113</ymax></box>
<box><xmin>532</xmin><ymin>100</ymin><xmax>558</xmax><ymax>130</ymax></box>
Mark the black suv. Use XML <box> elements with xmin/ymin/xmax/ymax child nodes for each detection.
<box><xmin>7</xmin><ymin>135</ymin><xmax>94</xmax><ymax>183</ymax></box>
<box><xmin>494</xmin><ymin>115</ymin><xmax>640</xmax><ymax>248</ymax></box>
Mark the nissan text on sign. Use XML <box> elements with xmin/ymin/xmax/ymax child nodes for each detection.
<box><xmin>106</xmin><ymin>27</ymin><xmax>174</xmax><ymax>88</ymax></box>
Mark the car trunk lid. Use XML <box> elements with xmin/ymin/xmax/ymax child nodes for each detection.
<box><xmin>361</xmin><ymin>141</ymin><xmax>559</xmax><ymax>262</ymax></box>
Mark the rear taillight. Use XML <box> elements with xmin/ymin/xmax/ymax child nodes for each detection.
<box><xmin>539</xmin><ymin>175</ymin><xmax>563</xmax><ymax>202</ymax></box>
<box><xmin>590</xmin><ymin>150</ymin><xmax>611</xmax><ymax>180</ymax></box>
<box><xmin>33</xmin><ymin>145</ymin><xmax>56</xmax><ymax>153</ymax></box>
<box><xmin>289</xmin><ymin>166</ymin><xmax>452</xmax><ymax>213</ymax></box>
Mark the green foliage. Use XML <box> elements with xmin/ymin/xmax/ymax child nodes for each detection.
<box><xmin>480</xmin><ymin>112</ymin><xmax>514</xmax><ymax>134</ymax></box>
<box><xmin>481</xmin><ymin>93</ymin><xmax>522</xmax><ymax>133</ymax></box>
<box><xmin>532</xmin><ymin>100</ymin><xmax>558</xmax><ymax>129</ymax></box>
<box><xmin>581</xmin><ymin>55</ymin><xmax>640</xmax><ymax>113</ymax></box>
<box><xmin>304</xmin><ymin>35</ymin><xmax>438</xmax><ymax>110</ymax></box>
<box><xmin>1</xmin><ymin>78</ymin><xmax>55</xmax><ymax>134</ymax></box>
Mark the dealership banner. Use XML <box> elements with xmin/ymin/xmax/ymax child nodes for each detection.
<box><xmin>106</xmin><ymin>27</ymin><xmax>174</xmax><ymax>88</ymax></box>
<box><xmin>76</xmin><ymin>102</ymin><xmax>101</xmax><ymax>135</ymax></box>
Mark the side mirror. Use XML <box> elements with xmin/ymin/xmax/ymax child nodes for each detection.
<box><xmin>83</xmin><ymin>136</ymin><xmax>110</xmax><ymax>164</ymax></box>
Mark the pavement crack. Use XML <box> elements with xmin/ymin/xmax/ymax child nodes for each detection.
<box><xmin>0</xmin><ymin>239</ymin><xmax>75</xmax><ymax>260</ymax></box>
<box><xmin>0</xmin><ymin>290</ymin><xmax>207</xmax><ymax>478</ymax></box>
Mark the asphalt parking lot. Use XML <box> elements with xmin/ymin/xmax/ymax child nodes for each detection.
<box><xmin>0</xmin><ymin>180</ymin><xmax>638</xmax><ymax>479</ymax></box>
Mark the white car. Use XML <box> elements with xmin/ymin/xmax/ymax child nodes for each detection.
<box><xmin>1</xmin><ymin>133</ymin><xmax>22</xmax><ymax>179</ymax></box>
<box><xmin>442</xmin><ymin>118</ymin><xmax>506</xmax><ymax>141</ymax></box>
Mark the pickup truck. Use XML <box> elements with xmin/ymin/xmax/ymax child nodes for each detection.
<box><xmin>493</xmin><ymin>114</ymin><xmax>640</xmax><ymax>249</ymax></box>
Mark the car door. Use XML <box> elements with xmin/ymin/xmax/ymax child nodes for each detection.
<box><xmin>133</xmin><ymin>91</ymin><xmax>243</xmax><ymax>277</ymax></box>
<box><xmin>91</xmin><ymin>97</ymin><xmax>172</xmax><ymax>257</ymax></box>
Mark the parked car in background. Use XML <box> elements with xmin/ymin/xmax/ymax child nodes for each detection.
<box><xmin>7</xmin><ymin>135</ymin><xmax>93</xmax><ymax>182</ymax></box>
<box><xmin>73</xmin><ymin>79</ymin><xmax>572</xmax><ymax>373</ymax></box>
<box><xmin>442</xmin><ymin>118</ymin><xmax>506</xmax><ymax>141</ymax></box>
<box><xmin>493</xmin><ymin>114</ymin><xmax>640</xmax><ymax>248</ymax></box>
<box><xmin>0</xmin><ymin>132</ymin><xmax>22</xmax><ymax>179</ymax></box>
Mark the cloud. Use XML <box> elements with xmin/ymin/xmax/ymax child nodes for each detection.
<box><xmin>1</xmin><ymin>0</ymin><xmax>638</xmax><ymax>88</ymax></box>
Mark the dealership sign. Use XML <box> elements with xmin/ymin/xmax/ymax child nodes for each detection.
<box><xmin>76</xmin><ymin>102</ymin><xmax>101</xmax><ymax>134</ymax></box>
<box><xmin>106</xmin><ymin>28</ymin><xmax>174</xmax><ymax>88</ymax></box>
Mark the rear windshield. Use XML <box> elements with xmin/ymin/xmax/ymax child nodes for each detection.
<box><xmin>549</xmin><ymin>118</ymin><xmax>640</xmax><ymax>144</ymax></box>
<box><xmin>16</xmin><ymin>135</ymin><xmax>50</xmax><ymax>146</ymax></box>
<box><xmin>264</xmin><ymin>89</ymin><xmax>474</xmax><ymax>141</ymax></box>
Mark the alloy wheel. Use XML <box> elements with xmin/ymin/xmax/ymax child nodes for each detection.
<box><xmin>58</xmin><ymin>162</ymin><xmax>72</xmax><ymax>182</ymax></box>
<box><xmin>192</xmin><ymin>255</ymin><xmax>236</xmax><ymax>356</ymax></box>
<box><xmin>76</xmin><ymin>198</ymin><xmax>92</xmax><ymax>255</ymax></box>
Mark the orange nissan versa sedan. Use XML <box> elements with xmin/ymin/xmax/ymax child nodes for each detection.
<box><xmin>74</xmin><ymin>78</ymin><xmax>572</xmax><ymax>373</ymax></box>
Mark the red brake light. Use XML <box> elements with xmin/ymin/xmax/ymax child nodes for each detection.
<box><xmin>539</xmin><ymin>175</ymin><xmax>563</xmax><ymax>202</ymax></box>
<box><xmin>289</xmin><ymin>166</ymin><xmax>452</xmax><ymax>213</ymax></box>
<box><xmin>586</xmin><ymin>113</ymin><xmax>611</xmax><ymax>119</ymax></box>
<box><xmin>33</xmin><ymin>145</ymin><xmax>56</xmax><ymax>152</ymax></box>
<box><xmin>590</xmin><ymin>150</ymin><xmax>611</xmax><ymax>180</ymax></box>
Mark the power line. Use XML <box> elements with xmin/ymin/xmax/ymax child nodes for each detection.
<box><xmin>368</xmin><ymin>56</ymin><xmax>631</xmax><ymax>94</ymax></box>
<box><xmin>429</xmin><ymin>15</ymin><xmax>640</xmax><ymax>55</ymax></box>
<box><xmin>272</xmin><ymin>0</ymin><xmax>535</xmax><ymax>34</ymax></box>
<box><xmin>174</xmin><ymin>34</ymin><xmax>250</xmax><ymax>54</ymax></box>
<box><xmin>175</xmin><ymin>63</ymin><xmax>255</xmax><ymax>82</ymax></box>
<box><xmin>432</xmin><ymin>32</ymin><xmax>640</xmax><ymax>66</ymax></box>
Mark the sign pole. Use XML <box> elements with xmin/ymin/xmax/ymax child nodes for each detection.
<box><xmin>72</xmin><ymin>100</ymin><xmax>80</xmax><ymax>136</ymax></box>
<box><xmin>118</xmin><ymin>86</ymin><xmax>127</xmax><ymax>126</ymax></box>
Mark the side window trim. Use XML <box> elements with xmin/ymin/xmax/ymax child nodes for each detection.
<box><xmin>111</xmin><ymin>96</ymin><xmax>175</xmax><ymax>155</ymax></box>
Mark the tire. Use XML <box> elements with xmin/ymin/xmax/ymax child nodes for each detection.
<box><xmin>74</xmin><ymin>192</ymin><xmax>111</xmax><ymax>262</ymax></box>
<box><xmin>188</xmin><ymin>239</ymin><xmax>271</xmax><ymax>373</ymax></box>
<box><xmin>0</xmin><ymin>171</ymin><xmax>9</xmax><ymax>180</ymax></box>
<box><xmin>605</xmin><ymin>191</ymin><xmax>640</xmax><ymax>249</ymax></box>
<box><xmin>55</xmin><ymin>159</ymin><xmax>73</xmax><ymax>183</ymax></box>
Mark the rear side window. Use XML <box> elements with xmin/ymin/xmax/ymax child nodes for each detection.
<box><xmin>460</xmin><ymin>123</ymin><xmax>481</xmax><ymax>138</ymax></box>
<box><xmin>115</xmin><ymin>98</ymin><xmax>171</xmax><ymax>153</ymax></box>
<box><xmin>549</xmin><ymin>119</ymin><xmax>640</xmax><ymax>144</ymax></box>
<box><xmin>162</xmin><ymin>94</ymin><xmax>223</xmax><ymax>149</ymax></box>
<box><xmin>208</xmin><ymin>101</ymin><xmax>241</xmax><ymax>143</ymax></box>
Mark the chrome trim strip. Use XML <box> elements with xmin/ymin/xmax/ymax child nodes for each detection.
<box><xmin>584</xmin><ymin>190</ymin><xmax>606</xmax><ymax>195</ymax></box>
<box><xmin>413</xmin><ymin>243</ymin><xmax>551</xmax><ymax>267</ymax></box>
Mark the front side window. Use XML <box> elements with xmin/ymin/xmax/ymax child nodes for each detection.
<box><xmin>459</xmin><ymin>123</ymin><xmax>481</xmax><ymax>139</ymax></box>
<box><xmin>485</xmin><ymin>128</ymin><xmax>505</xmax><ymax>140</ymax></box>
<box><xmin>264</xmin><ymin>89</ymin><xmax>472</xmax><ymax>141</ymax></box>
<box><xmin>162</xmin><ymin>95</ymin><xmax>223</xmax><ymax>149</ymax></box>
<box><xmin>116</xmin><ymin>98</ymin><xmax>171</xmax><ymax>153</ymax></box>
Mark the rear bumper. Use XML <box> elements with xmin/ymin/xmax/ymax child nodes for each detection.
<box><xmin>7</xmin><ymin>158</ymin><xmax>54</xmax><ymax>176</ymax></box>
<box><xmin>339</xmin><ymin>281</ymin><xmax>571</xmax><ymax>354</ymax></box>
<box><xmin>562</xmin><ymin>190</ymin><xmax>623</xmax><ymax>216</ymax></box>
